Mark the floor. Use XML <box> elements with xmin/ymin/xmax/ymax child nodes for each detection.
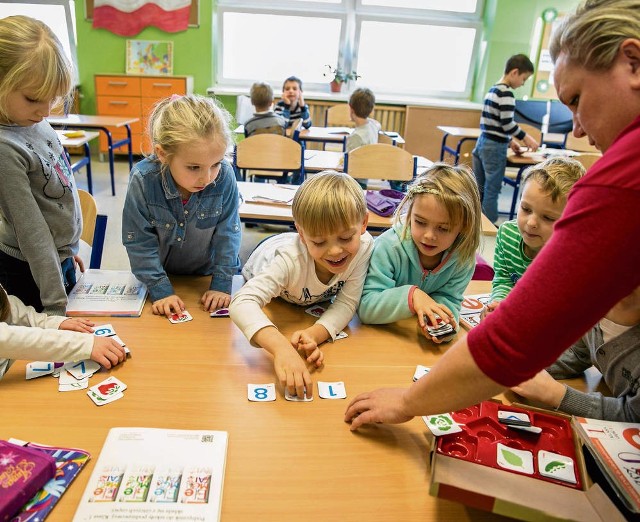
<box><xmin>73</xmin><ymin>153</ymin><xmax>516</xmax><ymax>272</ymax></box>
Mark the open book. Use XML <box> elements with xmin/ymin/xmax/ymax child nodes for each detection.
<box><xmin>73</xmin><ymin>428</ymin><xmax>228</xmax><ymax>522</ymax></box>
<box><xmin>66</xmin><ymin>270</ymin><xmax>148</xmax><ymax>317</ymax></box>
<box><xmin>574</xmin><ymin>417</ymin><xmax>640</xmax><ymax>513</ymax></box>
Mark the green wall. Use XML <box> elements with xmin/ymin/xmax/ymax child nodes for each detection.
<box><xmin>75</xmin><ymin>1</ymin><xmax>580</xmax><ymax>114</ymax></box>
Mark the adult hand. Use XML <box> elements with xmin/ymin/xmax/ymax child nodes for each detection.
<box><xmin>344</xmin><ymin>388</ymin><xmax>414</xmax><ymax>431</ymax></box>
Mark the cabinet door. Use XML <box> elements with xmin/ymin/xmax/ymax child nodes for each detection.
<box><xmin>141</xmin><ymin>77</ymin><xmax>186</xmax><ymax>98</ymax></box>
<box><xmin>96</xmin><ymin>76</ymin><xmax>141</xmax><ymax>97</ymax></box>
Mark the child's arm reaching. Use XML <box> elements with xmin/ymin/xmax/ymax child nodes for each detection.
<box><xmin>290</xmin><ymin>326</ymin><xmax>326</xmax><ymax>368</ymax></box>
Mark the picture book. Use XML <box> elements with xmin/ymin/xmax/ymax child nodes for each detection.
<box><xmin>459</xmin><ymin>293</ymin><xmax>491</xmax><ymax>330</ymax></box>
<box><xmin>574</xmin><ymin>417</ymin><xmax>640</xmax><ymax>513</ymax></box>
<box><xmin>5</xmin><ymin>438</ymin><xmax>90</xmax><ymax>522</ymax></box>
<box><xmin>66</xmin><ymin>270</ymin><xmax>148</xmax><ymax>317</ymax></box>
<box><xmin>73</xmin><ymin>428</ymin><xmax>228</xmax><ymax>522</ymax></box>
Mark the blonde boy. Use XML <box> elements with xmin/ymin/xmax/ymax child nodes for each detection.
<box><xmin>486</xmin><ymin>156</ymin><xmax>585</xmax><ymax>314</ymax></box>
<box><xmin>230</xmin><ymin>171</ymin><xmax>373</xmax><ymax>398</ymax></box>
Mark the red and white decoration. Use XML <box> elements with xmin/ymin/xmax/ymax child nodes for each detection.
<box><xmin>93</xmin><ymin>0</ymin><xmax>191</xmax><ymax>36</ymax></box>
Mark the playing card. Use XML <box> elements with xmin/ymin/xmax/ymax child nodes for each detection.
<box><xmin>305</xmin><ymin>305</ymin><xmax>326</xmax><ymax>318</ymax></box>
<box><xmin>168</xmin><ymin>311</ymin><xmax>193</xmax><ymax>323</ymax></box>
<box><xmin>538</xmin><ymin>450</ymin><xmax>577</xmax><ymax>483</ymax></box>
<box><xmin>25</xmin><ymin>361</ymin><xmax>55</xmax><ymax>379</ymax></box>
<box><xmin>317</xmin><ymin>381</ymin><xmax>347</xmax><ymax>399</ymax></box>
<box><xmin>58</xmin><ymin>369</ymin><xmax>80</xmax><ymax>385</ymax></box>
<box><xmin>59</xmin><ymin>377</ymin><xmax>89</xmax><ymax>392</ymax></box>
<box><xmin>413</xmin><ymin>365</ymin><xmax>431</xmax><ymax>381</ymax></box>
<box><xmin>89</xmin><ymin>376</ymin><xmax>127</xmax><ymax>400</ymax></box>
<box><xmin>284</xmin><ymin>387</ymin><xmax>313</xmax><ymax>402</ymax></box>
<box><xmin>496</xmin><ymin>443</ymin><xmax>534</xmax><ymax>474</ymax></box>
<box><xmin>334</xmin><ymin>331</ymin><xmax>349</xmax><ymax>340</ymax></box>
<box><xmin>65</xmin><ymin>359</ymin><xmax>101</xmax><ymax>380</ymax></box>
<box><xmin>93</xmin><ymin>324</ymin><xmax>116</xmax><ymax>337</ymax></box>
<box><xmin>87</xmin><ymin>389</ymin><xmax>124</xmax><ymax>406</ymax></box>
<box><xmin>210</xmin><ymin>308</ymin><xmax>229</xmax><ymax>318</ymax></box>
<box><xmin>247</xmin><ymin>383</ymin><xmax>276</xmax><ymax>402</ymax></box>
<box><xmin>423</xmin><ymin>413</ymin><xmax>464</xmax><ymax>436</ymax></box>
<box><xmin>498</xmin><ymin>410</ymin><xmax>531</xmax><ymax>424</ymax></box>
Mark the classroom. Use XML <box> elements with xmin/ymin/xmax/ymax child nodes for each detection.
<box><xmin>1</xmin><ymin>1</ymin><xmax>639</xmax><ymax>521</ymax></box>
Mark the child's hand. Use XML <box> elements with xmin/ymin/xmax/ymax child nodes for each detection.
<box><xmin>73</xmin><ymin>255</ymin><xmax>85</xmax><ymax>273</ymax></box>
<box><xmin>509</xmin><ymin>140</ymin><xmax>525</xmax><ymax>155</ymax></box>
<box><xmin>290</xmin><ymin>330</ymin><xmax>324</xmax><ymax>368</ymax></box>
<box><xmin>298</xmin><ymin>92</ymin><xmax>305</xmax><ymax>107</ymax></box>
<box><xmin>59</xmin><ymin>317</ymin><xmax>95</xmax><ymax>333</ymax></box>
<box><xmin>413</xmin><ymin>289</ymin><xmax>454</xmax><ymax>329</ymax></box>
<box><xmin>511</xmin><ymin>370</ymin><xmax>566</xmax><ymax>408</ymax></box>
<box><xmin>523</xmin><ymin>134</ymin><xmax>539</xmax><ymax>152</ymax></box>
<box><xmin>91</xmin><ymin>336</ymin><xmax>127</xmax><ymax>369</ymax></box>
<box><xmin>152</xmin><ymin>295</ymin><xmax>185</xmax><ymax>316</ymax></box>
<box><xmin>201</xmin><ymin>290</ymin><xmax>231</xmax><ymax>312</ymax></box>
<box><xmin>273</xmin><ymin>347</ymin><xmax>314</xmax><ymax>399</ymax></box>
<box><xmin>481</xmin><ymin>300</ymin><xmax>500</xmax><ymax>319</ymax></box>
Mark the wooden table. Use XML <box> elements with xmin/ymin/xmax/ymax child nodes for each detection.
<box><xmin>303</xmin><ymin>149</ymin><xmax>433</xmax><ymax>176</ymax></box>
<box><xmin>56</xmin><ymin>130</ymin><xmax>100</xmax><ymax>195</ymax></box>
<box><xmin>48</xmin><ymin>114</ymin><xmax>140</xmax><ymax>196</ymax></box>
<box><xmin>0</xmin><ymin>279</ymin><xmax>597</xmax><ymax>521</ymax></box>
<box><xmin>437</xmin><ymin>126</ymin><xmax>481</xmax><ymax>163</ymax></box>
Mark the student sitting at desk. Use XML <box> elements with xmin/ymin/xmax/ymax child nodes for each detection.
<box><xmin>346</xmin><ymin>87</ymin><xmax>381</xmax><ymax>190</ymax></box>
<box><xmin>484</xmin><ymin>157</ymin><xmax>585</xmax><ymax>316</ymax></box>
<box><xmin>230</xmin><ymin>171</ymin><xmax>373</xmax><ymax>399</ymax></box>
<box><xmin>0</xmin><ymin>284</ymin><xmax>126</xmax><ymax>381</ymax></box>
<box><xmin>274</xmin><ymin>76</ymin><xmax>312</xmax><ymax>129</ymax></box>
<box><xmin>123</xmin><ymin>94</ymin><xmax>241</xmax><ymax>317</ymax></box>
<box><xmin>358</xmin><ymin>164</ymin><xmax>481</xmax><ymax>342</ymax></box>
<box><xmin>244</xmin><ymin>82</ymin><xmax>286</xmax><ymax>137</ymax></box>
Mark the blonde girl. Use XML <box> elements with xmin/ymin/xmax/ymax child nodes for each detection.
<box><xmin>0</xmin><ymin>15</ymin><xmax>82</xmax><ymax>315</ymax></box>
<box><xmin>358</xmin><ymin>163</ymin><xmax>481</xmax><ymax>342</ymax></box>
<box><xmin>122</xmin><ymin>94</ymin><xmax>241</xmax><ymax>317</ymax></box>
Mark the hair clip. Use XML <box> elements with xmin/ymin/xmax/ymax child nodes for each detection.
<box><xmin>170</xmin><ymin>94</ymin><xmax>183</xmax><ymax>102</ymax></box>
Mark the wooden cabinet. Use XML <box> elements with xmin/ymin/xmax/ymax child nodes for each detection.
<box><xmin>95</xmin><ymin>74</ymin><xmax>193</xmax><ymax>155</ymax></box>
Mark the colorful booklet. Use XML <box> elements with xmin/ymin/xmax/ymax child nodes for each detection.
<box><xmin>4</xmin><ymin>439</ymin><xmax>90</xmax><ymax>522</ymax></box>
<box><xmin>73</xmin><ymin>428</ymin><xmax>228</xmax><ymax>522</ymax></box>
<box><xmin>66</xmin><ymin>270</ymin><xmax>148</xmax><ymax>317</ymax></box>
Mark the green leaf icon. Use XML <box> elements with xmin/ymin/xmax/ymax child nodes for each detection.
<box><xmin>501</xmin><ymin>448</ymin><xmax>523</xmax><ymax>467</ymax></box>
<box><xmin>429</xmin><ymin>415</ymin><xmax>453</xmax><ymax>431</ymax></box>
<box><xmin>545</xmin><ymin>461</ymin><xmax>566</xmax><ymax>473</ymax></box>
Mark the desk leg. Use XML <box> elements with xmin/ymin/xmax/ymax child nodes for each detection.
<box><xmin>126</xmin><ymin>124</ymin><xmax>133</xmax><ymax>172</ymax></box>
<box><xmin>508</xmin><ymin>166</ymin><xmax>526</xmax><ymax>220</ymax></box>
<box><xmin>100</xmin><ymin>126</ymin><xmax>116</xmax><ymax>196</ymax></box>
<box><xmin>84</xmin><ymin>142</ymin><xmax>93</xmax><ymax>195</ymax></box>
<box><xmin>440</xmin><ymin>134</ymin><xmax>449</xmax><ymax>161</ymax></box>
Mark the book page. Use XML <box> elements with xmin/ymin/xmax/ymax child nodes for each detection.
<box><xmin>73</xmin><ymin>428</ymin><xmax>228</xmax><ymax>522</ymax></box>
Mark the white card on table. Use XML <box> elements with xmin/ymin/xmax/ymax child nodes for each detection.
<box><xmin>65</xmin><ymin>359</ymin><xmax>101</xmax><ymax>380</ymax></box>
<box><xmin>496</xmin><ymin>443</ymin><xmax>534</xmax><ymax>474</ymax></box>
<box><xmin>25</xmin><ymin>361</ymin><xmax>55</xmax><ymax>379</ymax></box>
<box><xmin>247</xmin><ymin>383</ymin><xmax>276</xmax><ymax>402</ymax></box>
<box><xmin>422</xmin><ymin>413</ymin><xmax>464</xmax><ymax>436</ymax></box>
<box><xmin>538</xmin><ymin>450</ymin><xmax>577</xmax><ymax>483</ymax></box>
<box><xmin>87</xmin><ymin>389</ymin><xmax>124</xmax><ymax>406</ymax></box>
<box><xmin>413</xmin><ymin>365</ymin><xmax>431</xmax><ymax>381</ymax></box>
<box><xmin>305</xmin><ymin>305</ymin><xmax>326</xmax><ymax>318</ymax></box>
<box><xmin>168</xmin><ymin>311</ymin><xmax>193</xmax><ymax>323</ymax></box>
<box><xmin>59</xmin><ymin>377</ymin><xmax>89</xmax><ymax>392</ymax></box>
<box><xmin>498</xmin><ymin>410</ymin><xmax>530</xmax><ymax>424</ymax></box>
<box><xmin>58</xmin><ymin>369</ymin><xmax>79</xmax><ymax>385</ymax></box>
<box><xmin>210</xmin><ymin>308</ymin><xmax>229</xmax><ymax>318</ymax></box>
<box><xmin>334</xmin><ymin>331</ymin><xmax>348</xmax><ymax>340</ymax></box>
<box><xmin>110</xmin><ymin>334</ymin><xmax>126</xmax><ymax>347</ymax></box>
<box><xmin>317</xmin><ymin>381</ymin><xmax>347</xmax><ymax>399</ymax></box>
<box><xmin>89</xmin><ymin>376</ymin><xmax>127</xmax><ymax>400</ymax></box>
<box><xmin>93</xmin><ymin>324</ymin><xmax>116</xmax><ymax>337</ymax></box>
<box><xmin>284</xmin><ymin>388</ymin><xmax>313</xmax><ymax>402</ymax></box>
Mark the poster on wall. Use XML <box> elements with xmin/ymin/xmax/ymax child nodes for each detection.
<box><xmin>126</xmin><ymin>40</ymin><xmax>174</xmax><ymax>76</ymax></box>
<box><xmin>531</xmin><ymin>8</ymin><xmax>564</xmax><ymax>100</ymax></box>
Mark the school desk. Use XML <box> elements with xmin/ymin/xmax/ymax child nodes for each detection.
<box><xmin>303</xmin><ymin>149</ymin><xmax>433</xmax><ymax>176</ymax></box>
<box><xmin>298</xmin><ymin>126</ymin><xmax>406</xmax><ymax>151</ymax></box>
<box><xmin>437</xmin><ymin>125</ymin><xmax>482</xmax><ymax>163</ymax></box>
<box><xmin>0</xmin><ymin>278</ymin><xmax>599</xmax><ymax>522</ymax></box>
<box><xmin>55</xmin><ymin>130</ymin><xmax>100</xmax><ymax>195</ymax></box>
<box><xmin>47</xmin><ymin>114</ymin><xmax>140</xmax><ymax>196</ymax></box>
<box><xmin>238</xmin><ymin>181</ymin><xmax>497</xmax><ymax>237</ymax></box>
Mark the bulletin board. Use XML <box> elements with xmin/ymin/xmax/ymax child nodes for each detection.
<box><xmin>84</xmin><ymin>0</ymin><xmax>199</xmax><ymax>27</ymax></box>
<box><xmin>531</xmin><ymin>8</ymin><xmax>564</xmax><ymax>100</ymax></box>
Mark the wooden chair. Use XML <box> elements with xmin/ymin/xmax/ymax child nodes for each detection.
<box><xmin>377</xmin><ymin>132</ymin><xmax>397</xmax><ymax>146</ymax></box>
<box><xmin>325</xmin><ymin>104</ymin><xmax>354</xmax><ymax>128</ymax></box>
<box><xmin>564</xmin><ymin>133</ymin><xmax>601</xmax><ymax>153</ymax></box>
<box><xmin>234</xmin><ymin>134</ymin><xmax>303</xmax><ymax>184</ymax></box>
<box><xmin>574</xmin><ymin>153</ymin><xmax>602</xmax><ymax>170</ymax></box>
<box><xmin>250</xmin><ymin>125</ymin><xmax>286</xmax><ymax>137</ymax></box>
<box><xmin>77</xmin><ymin>189</ymin><xmax>107</xmax><ymax>269</ymax></box>
<box><xmin>344</xmin><ymin>144</ymin><xmax>416</xmax><ymax>185</ymax></box>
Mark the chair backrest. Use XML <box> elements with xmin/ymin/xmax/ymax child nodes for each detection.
<box><xmin>77</xmin><ymin>189</ymin><xmax>107</xmax><ymax>269</ymax></box>
<box><xmin>377</xmin><ymin>132</ymin><xmax>397</xmax><ymax>146</ymax></box>
<box><xmin>251</xmin><ymin>125</ymin><xmax>286</xmax><ymax>137</ymax></box>
<box><xmin>325</xmin><ymin>104</ymin><xmax>354</xmax><ymax>127</ymax></box>
<box><xmin>564</xmin><ymin>133</ymin><xmax>601</xmax><ymax>153</ymax></box>
<box><xmin>235</xmin><ymin>134</ymin><xmax>302</xmax><ymax>171</ymax></box>
<box><xmin>574</xmin><ymin>153</ymin><xmax>602</xmax><ymax>170</ymax></box>
<box><xmin>346</xmin><ymin>144</ymin><xmax>415</xmax><ymax>181</ymax></box>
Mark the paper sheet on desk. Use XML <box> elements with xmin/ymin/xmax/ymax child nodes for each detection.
<box><xmin>247</xmin><ymin>184</ymin><xmax>297</xmax><ymax>206</ymax></box>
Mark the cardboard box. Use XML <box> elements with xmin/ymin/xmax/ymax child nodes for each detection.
<box><xmin>427</xmin><ymin>401</ymin><xmax>626</xmax><ymax>521</ymax></box>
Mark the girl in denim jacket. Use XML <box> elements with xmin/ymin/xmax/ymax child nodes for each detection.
<box><xmin>122</xmin><ymin>94</ymin><xmax>241</xmax><ymax>317</ymax></box>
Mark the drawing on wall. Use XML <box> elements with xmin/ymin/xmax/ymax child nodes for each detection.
<box><xmin>532</xmin><ymin>8</ymin><xmax>564</xmax><ymax>100</ymax></box>
<box><xmin>126</xmin><ymin>40</ymin><xmax>174</xmax><ymax>76</ymax></box>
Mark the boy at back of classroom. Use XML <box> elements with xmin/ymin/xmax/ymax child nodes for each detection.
<box><xmin>346</xmin><ymin>87</ymin><xmax>381</xmax><ymax>152</ymax></box>
<box><xmin>244</xmin><ymin>82</ymin><xmax>286</xmax><ymax>138</ymax></box>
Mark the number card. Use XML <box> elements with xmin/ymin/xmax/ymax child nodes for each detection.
<box><xmin>247</xmin><ymin>383</ymin><xmax>276</xmax><ymax>402</ymax></box>
<box><xmin>93</xmin><ymin>324</ymin><xmax>116</xmax><ymax>337</ymax></box>
<box><xmin>25</xmin><ymin>361</ymin><xmax>56</xmax><ymax>379</ymax></box>
<box><xmin>284</xmin><ymin>388</ymin><xmax>313</xmax><ymax>402</ymax></box>
<box><xmin>317</xmin><ymin>381</ymin><xmax>347</xmax><ymax>399</ymax></box>
<box><xmin>413</xmin><ymin>365</ymin><xmax>431</xmax><ymax>382</ymax></box>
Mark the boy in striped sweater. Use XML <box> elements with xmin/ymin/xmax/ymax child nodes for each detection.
<box><xmin>485</xmin><ymin>157</ymin><xmax>585</xmax><ymax>315</ymax></box>
<box><xmin>472</xmin><ymin>54</ymin><xmax>540</xmax><ymax>224</ymax></box>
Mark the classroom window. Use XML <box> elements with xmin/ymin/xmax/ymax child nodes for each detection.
<box><xmin>215</xmin><ymin>0</ymin><xmax>482</xmax><ymax>99</ymax></box>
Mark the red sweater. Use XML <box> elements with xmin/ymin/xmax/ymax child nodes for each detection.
<box><xmin>469</xmin><ymin>115</ymin><xmax>640</xmax><ymax>387</ymax></box>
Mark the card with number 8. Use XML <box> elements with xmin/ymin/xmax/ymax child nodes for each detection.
<box><xmin>247</xmin><ymin>383</ymin><xmax>276</xmax><ymax>402</ymax></box>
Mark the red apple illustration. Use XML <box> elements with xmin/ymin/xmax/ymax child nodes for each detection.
<box><xmin>98</xmin><ymin>382</ymin><xmax>119</xmax><ymax>396</ymax></box>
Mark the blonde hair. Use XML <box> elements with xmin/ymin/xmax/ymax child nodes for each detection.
<box><xmin>0</xmin><ymin>285</ymin><xmax>10</xmax><ymax>322</ymax></box>
<box><xmin>148</xmin><ymin>94</ymin><xmax>233</xmax><ymax>164</ymax></box>
<box><xmin>521</xmin><ymin>156</ymin><xmax>586</xmax><ymax>203</ymax></box>
<box><xmin>250</xmin><ymin>82</ymin><xmax>274</xmax><ymax>111</ymax></box>
<box><xmin>394</xmin><ymin>163</ymin><xmax>481</xmax><ymax>268</ymax></box>
<box><xmin>0</xmin><ymin>15</ymin><xmax>74</xmax><ymax>122</ymax></box>
<box><xmin>292</xmin><ymin>171</ymin><xmax>367</xmax><ymax>236</ymax></box>
<box><xmin>550</xmin><ymin>0</ymin><xmax>640</xmax><ymax>71</ymax></box>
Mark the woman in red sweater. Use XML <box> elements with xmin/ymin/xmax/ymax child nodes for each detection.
<box><xmin>345</xmin><ymin>0</ymin><xmax>640</xmax><ymax>429</ymax></box>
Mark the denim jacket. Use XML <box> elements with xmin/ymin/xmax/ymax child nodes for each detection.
<box><xmin>122</xmin><ymin>156</ymin><xmax>241</xmax><ymax>302</ymax></box>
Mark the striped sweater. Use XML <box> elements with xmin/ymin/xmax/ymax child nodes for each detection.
<box><xmin>490</xmin><ymin>220</ymin><xmax>532</xmax><ymax>302</ymax></box>
<box><xmin>479</xmin><ymin>83</ymin><xmax>526</xmax><ymax>143</ymax></box>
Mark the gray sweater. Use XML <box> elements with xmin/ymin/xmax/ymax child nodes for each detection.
<box><xmin>549</xmin><ymin>323</ymin><xmax>640</xmax><ymax>421</ymax></box>
<box><xmin>0</xmin><ymin>121</ymin><xmax>81</xmax><ymax>315</ymax></box>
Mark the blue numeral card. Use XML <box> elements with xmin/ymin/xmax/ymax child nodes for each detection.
<box><xmin>247</xmin><ymin>383</ymin><xmax>276</xmax><ymax>402</ymax></box>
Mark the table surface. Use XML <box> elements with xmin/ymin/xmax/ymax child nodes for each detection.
<box><xmin>437</xmin><ymin>125</ymin><xmax>482</xmax><ymax>139</ymax></box>
<box><xmin>0</xmin><ymin>279</ymin><xmax>599</xmax><ymax>521</ymax></box>
<box><xmin>55</xmin><ymin>130</ymin><xmax>100</xmax><ymax>148</ymax></box>
<box><xmin>303</xmin><ymin>149</ymin><xmax>433</xmax><ymax>175</ymax></box>
<box><xmin>48</xmin><ymin>114</ymin><xmax>140</xmax><ymax>128</ymax></box>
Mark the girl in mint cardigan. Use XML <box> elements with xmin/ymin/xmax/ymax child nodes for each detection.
<box><xmin>358</xmin><ymin>164</ymin><xmax>481</xmax><ymax>342</ymax></box>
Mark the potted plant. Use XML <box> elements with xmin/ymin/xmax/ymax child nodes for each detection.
<box><xmin>324</xmin><ymin>65</ymin><xmax>361</xmax><ymax>92</ymax></box>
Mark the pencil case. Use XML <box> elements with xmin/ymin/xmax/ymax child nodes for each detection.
<box><xmin>0</xmin><ymin>440</ymin><xmax>57</xmax><ymax>521</ymax></box>
<box><xmin>366</xmin><ymin>189</ymin><xmax>404</xmax><ymax>217</ymax></box>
